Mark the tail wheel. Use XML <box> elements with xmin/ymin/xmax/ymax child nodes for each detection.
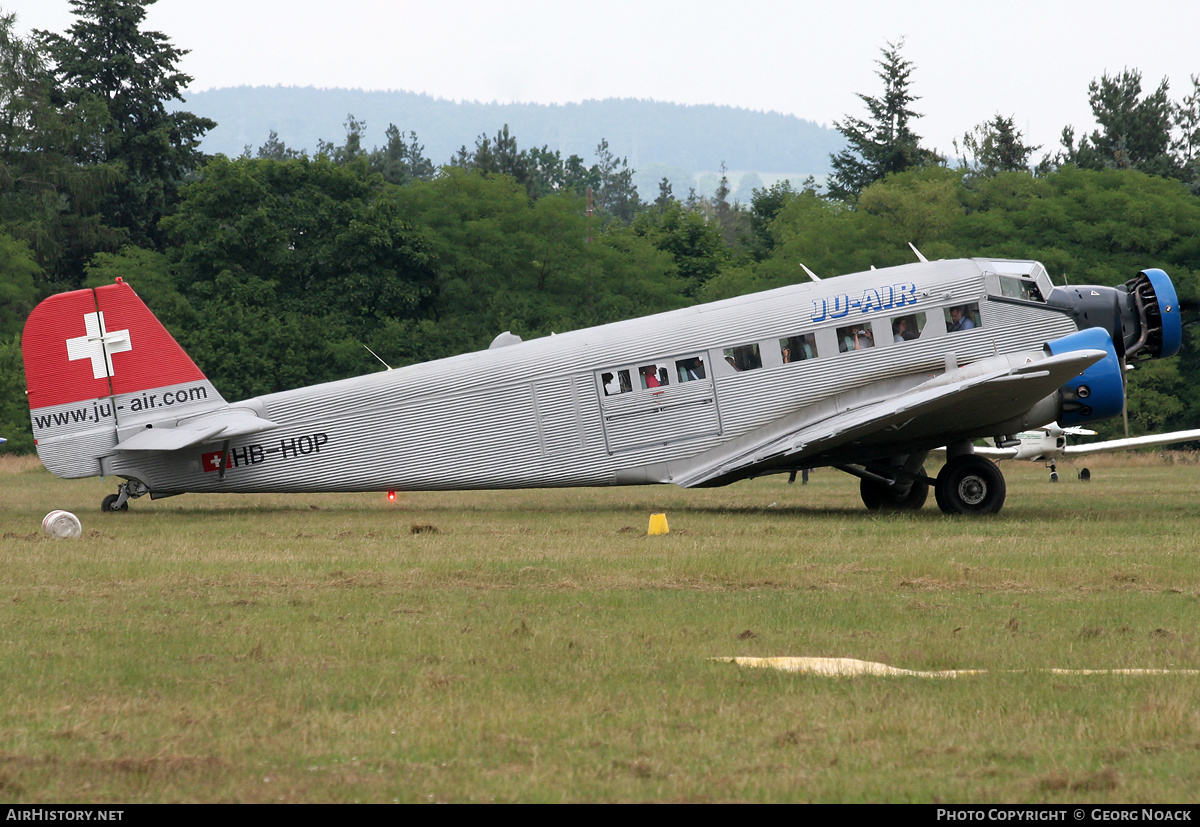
<box><xmin>101</xmin><ymin>494</ymin><xmax>128</xmax><ymax>513</ymax></box>
<box><xmin>1079</xmin><ymin>468</ymin><xmax>1091</xmax><ymax>481</ymax></box>
<box><xmin>935</xmin><ymin>455</ymin><xmax>1006</xmax><ymax>515</ymax></box>
<box><xmin>860</xmin><ymin>475</ymin><xmax>929</xmax><ymax>511</ymax></box>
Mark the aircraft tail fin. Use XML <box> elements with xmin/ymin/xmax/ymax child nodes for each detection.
<box><xmin>22</xmin><ymin>280</ymin><xmax>227</xmax><ymax>478</ymax></box>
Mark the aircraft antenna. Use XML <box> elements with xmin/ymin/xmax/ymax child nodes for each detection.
<box><xmin>908</xmin><ymin>242</ymin><xmax>929</xmax><ymax>263</ymax></box>
<box><xmin>800</xmin><ymin>263</ymin><xmax>821</xmax><ymax>282</ymax></box>
<box><xmin>363</xmin><ymin>344</ymin><xmax>393</xmax><ymax>370</ymax></box>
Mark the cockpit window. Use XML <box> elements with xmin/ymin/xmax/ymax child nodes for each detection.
<box><xmin>998</xmin><ymin>275</ymin><xmax>1045</xmax><ymax>303</ymax></box>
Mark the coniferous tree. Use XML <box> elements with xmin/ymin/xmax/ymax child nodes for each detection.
<box><xmin>37</xmin><ymin>0</ymin><xmax>215</xmax><ymax>248</ymax></box>
<box><xmin>955</xmin><ymin>115</ymin><xmax>1040</xmax><ymax>176</ymax></box>
<box><xmin>1059</xmin><ymin>70</ymin><xmax>1177</xmax><ymax>178</ymax></box>
<box><xmin>828</xmin><ymin>39</ymin><xmax>939</xmax><ymax>201</ymax></box>
<box><xmin>0</xmin><ymin>10</ymin><xmax>122</xmax><ymax>285</ymax></box>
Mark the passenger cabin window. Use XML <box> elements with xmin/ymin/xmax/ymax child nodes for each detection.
<box><xmin>837</xmin><ymin>322</ymin><xmax>876</xmax><ymax>353</ymax></box>
<box><xmin>638</xmin><ymin>363</ymin><xmax>669</xmax><ymax>389</ymax></box>
<box><xmin>780</xmin><ymin>333</ymin><xmax>817</xmax><ymax>363</ymax></box>
<box><xmin>723</xmin><ymin>344</ymin><xmax>762</xmax><ymax>372</ymax></box>
<box><xmin>675</xmin><ymin>356</ymin><xmax>707</xmax><ymax>382</ymax></box>
<box><xmin>998</xmin><ymin>275</ymin><xmax>1045</xmax><ymax>303</ymax></box>
<box><xmin>889</xmin><ymin>312</ymin><xmax>926</xmax><ymax>343</ymax></box>
<box><xmin>602</xmin><ymin>369</ymin><xmax>633</xmax><ymax>395</ymax></box>
<box><xmin>946</xmin><ymin>303</ymin><xmax>981</xmax><ymax>332</ymax></box>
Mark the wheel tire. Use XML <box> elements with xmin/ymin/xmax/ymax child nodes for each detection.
<box><xmin>860</xmin><ymin>475</ymin><xmax>929</xmax><ymax>512</ymax></box>
<box><xmin>1050</xmin><ymin>472</ymin><xmax>1059</xmax><ymax>483</ymax></box>
<box><xmin>935</xmin><ymin>455</ymin><xmax>1006</xmax><ymax>515</ymax></box>
<box><xmin>1079</xmin><ymin>468</ymin><xmax>1091</xmax><ymax>481</ymax></box>
<box><xmin>101</xmin><ymin>493</ymin><xmax>128</xmax><ymax>513</ymax></box>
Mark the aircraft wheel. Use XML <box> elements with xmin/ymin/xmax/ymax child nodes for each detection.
<box><xmin>1050</xmin><ymin>472</ymin><xmax>1059</xmax><ymax>483</ymax></box>
<box><xmin>935</xmin><ymin>455</ymin><xmax>1006</xmax><ymax>515</ymax></box>
<box><xmin>101</xmin><ymin>494</ymin><xmax>128</xmax><ymax>513</ymax></box>
<box><xmin>860</xmin><ymin>475</ymin><xmax>928</xmax><ymax>511</ymax></box>
<box><xmin>1079</xmin><ymin>468</ymin><xmax>1091</xmax><ymax>482</ymax></box>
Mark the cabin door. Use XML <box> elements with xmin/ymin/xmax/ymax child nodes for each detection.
<box><xmin>596</xmin><ymin>353</ymin><xmax>722</xmax><ymax>454</ymax></box>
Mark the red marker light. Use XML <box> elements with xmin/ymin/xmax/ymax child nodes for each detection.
<box><xmin>387</xmin><ymin>490</ymin><xmax>396</xmax><ymax>501</ymax></box>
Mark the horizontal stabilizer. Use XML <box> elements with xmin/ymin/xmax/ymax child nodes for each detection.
<box><xmin>115</xmin><ymin>407</ymin><xmax>278</xmax><ymax>451</ymax></box>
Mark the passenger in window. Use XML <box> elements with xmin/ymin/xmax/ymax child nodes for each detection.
<box><xmin>658</xmin><ymin>367</ymin><xmax>669</xmax><ymax>386</ymax></box>
<box><xmin>781</xmin><ymin>334</ymin><xmax>816</xmax><ymax>361</ymax></box>
<box><xmin>893</xmin><ymin>317</ymin><xmax>922</xmax><ymax>342</ymax></box>
<box><xmin>725</xmin><ymin>355</ymin><xmax>739</xmax><ymax>371</ymax></box>
<box><xmin>840</xmin><ymin>325</ymin><xmax>874</xmax><ymax>351</ymax></box>
<box><xmin>725</xmin><ymin>344</ymin><xmax>762</xmax><ymax>371</ymax></box>
<box><xmin>949</xmin><ymin>305</ymin><xmax>976</xmax><ymax>331</ymax></box>
<box><xmin>640</xmin><ymin>365</ymin><xmax>661</xmax><ymax>388</ymax></box>
<box><xmin>602</xmin><ymin>372</ymin><xmax>619</xmax><ymax>395</ymax></box>
<box><xmin>675</xmin><ymin>357</ymin><xmax>704</xmax><ymax>382</ymax></box>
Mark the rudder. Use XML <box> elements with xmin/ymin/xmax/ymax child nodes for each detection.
<box><xmin>23</xmin><ymin>280</ymin><xmax>225</xmax><ymax>478</ymax></box>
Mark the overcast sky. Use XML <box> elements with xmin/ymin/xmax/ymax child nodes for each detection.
<box><xmin>6</xmin><ymin>0</ymin><xmax>1199</xmax><ymax>159</ymax></box>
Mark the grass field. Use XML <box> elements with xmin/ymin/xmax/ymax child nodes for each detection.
<box><xmin>2</xmin><ymin>453</ymin><xmax>1199</xmax><ymax>803</ymax></box>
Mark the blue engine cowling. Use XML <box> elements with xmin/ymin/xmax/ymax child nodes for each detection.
<box><xmin>1044</xmin><ymin>327</ymin><xmax>1125</xmax><ymax>427</ymax></box>
<box><xmin>1131</xmin><ymin>268</ymin><xmax>1181</xmax><ymax>359</ymax></box>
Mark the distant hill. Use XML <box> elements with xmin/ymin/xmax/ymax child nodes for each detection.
<box><xmin>181</xmin><ymin>87</ymin><xmax>844</xmax><ymax>199</ymax></box>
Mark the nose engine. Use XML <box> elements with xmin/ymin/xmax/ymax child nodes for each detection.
<box><xmin>1047</xmin><ymin>268</ymin><xmax>1181</xmax><ymax>363</ymax></box>
<box><xmin>1122</xmin><ymin>268</ymin><xmax>1181</xmax><ymax>360</ymax></box>
<box><xmin>1041</xmin><ymin>267</ymin><xmax>1179</xmax><ymax>427</ymax></box>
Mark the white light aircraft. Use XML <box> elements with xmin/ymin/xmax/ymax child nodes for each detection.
<box><xmin>21</xmin><ymin>257</ymin><xmax>1181</xmax><ymax>516</ymax></box>
<box><xmin>969</xmin><ymin>422</ymin><xmax>1200</xmax><ymax>482</ymax></box>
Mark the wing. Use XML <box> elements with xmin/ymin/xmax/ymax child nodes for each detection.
<box><xmin>1062</xmin><ymin>428</ymin><xmax>1200</xmax><ymax>456</ymax></box>
<box><xmin>114</xmin><ymin>407</ymin><xmax>278</xmax><ymax>451</ymax></box>
<box><xmin>928</xmin><ymin>444</ymin><xmax>1020</xmax><ymax>459</ymax></box>
<box><xmin>670</xmin><ymin>348</ymin><xmax>1104</xmax><ymax>488</ymax></box>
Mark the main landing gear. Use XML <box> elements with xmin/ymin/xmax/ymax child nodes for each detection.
<box><xmin>859</xmin><ymin>475</ymin><xmax>929</xmax><ymax>511</ymax></box>
<box><xmin>934</xmin><ymin>455</ymin><xmax>1006</xmax><ymax>515</ymax></box>
<box><xmin>100</xmin><ymin>480</ymin><xmax>148</xmax><ymax>513</ymax></box>
<box><xmin>852</xmin><ymin>453</ymin><xmax>1007</xmax><ymax>515</ymax></box>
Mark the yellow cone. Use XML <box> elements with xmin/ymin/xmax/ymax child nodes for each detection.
<box><xmin>648</xmin><ymin>513</ymin><xmax>669</xmax><ymax>535</ymax></box>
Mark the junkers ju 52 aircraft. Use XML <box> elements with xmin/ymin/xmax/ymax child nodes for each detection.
<box><xmin>22</xmin><ymin>257</ymin><xmax>1180</xmax><ymax>516</ymax></box>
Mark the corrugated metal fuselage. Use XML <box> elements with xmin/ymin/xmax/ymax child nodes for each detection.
<box><xmin>99</xmin><ymin>258</ymin><xmax>1080</xmax><ymax>495</ymax></box>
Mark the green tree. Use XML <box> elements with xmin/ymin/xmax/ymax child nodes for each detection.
<box><xmin>828</xmin><ymin>39</ymin><xmax>939</xmax><ymax>202</ymax></box>
<box><xmin>0</xmin><ymin>10</ymin><xmax>122</xmax><ymax>285</ymax></box>
<box><xmin>369</xmin><ymin>124</ymin><xmax>434</xmax><ymax>185</ymax></box>
<box><xmin>161</xmin><ymin>155</ymin><xmax>436</xmax><ymax>398</ymax></box>
<box><xmin>955</xmin><ymin>115</ymin><xmax>1040</xmax><ymax>176</ymax></box>
<box><xmin>450</xmin><ymin>124</ymin><xmax>536</xmax><ymax>197</ymax></box>
<box><xmin>253</xmin><ymin>129</ymin><xmax>301</xmax><ymax>161</ymax></box>
<box><xmin>632</xmin><ymin>200</ymin><xmax>725</xmax><ymax>297</ymax></box>
<box><xmin>1059</xmin><ymin>69</ymin><xmax>1177</xmax><ymax>178</ymax></box>
<box><xmin>1173</xmin><ymin>75</ymin><xmax>1200</xmax><ymax>193</ymax></box>
<box><xmin>0</xmin><ymin>334</ymin><xmax>32</xmax><ymax>453</ymax></box>
<box><xmin>37</xmin><ymin>0</ymin><xmax>215</xmax><ymax>248</ymax></box>
<box><xmin>0</xmin><ymin>232</ymin><xmax>42</xmax><ymax>338</ymax></box>
<box><xmin>593</xmin><ymin>138</ymin><xmax>639</xmax><ymax>221</ymax></box>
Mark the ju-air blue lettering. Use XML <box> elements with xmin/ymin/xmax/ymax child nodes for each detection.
<box><xmin>810</xmin><ymin>282</ymin><xmax>920</xmax><ymax>323</ymax></box>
